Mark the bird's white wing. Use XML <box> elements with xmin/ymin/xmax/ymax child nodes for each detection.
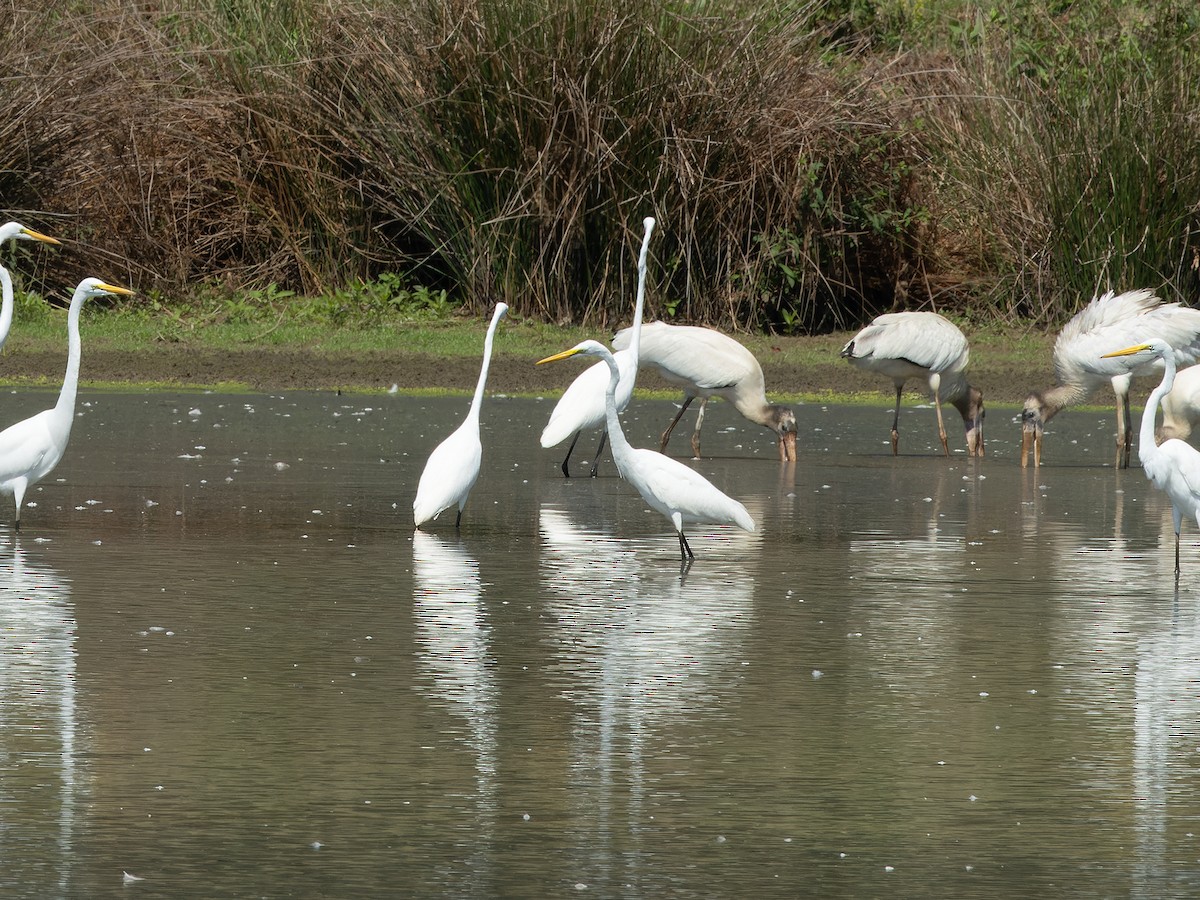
<box><xmin>843</xmin><ymin>312</ymin><xmax>969</xmax><ymax>374</ymax></box>
<box><xmin>613</xmin><ymin>322</ymin><xmax>760</xmax><ymax>389</ymax></box>
<box><xmin>1056</xmin><ymin>290</ymin><xmax>1200</xmax><ymax>380</ymax></box>
<box><xmin>0</xmin><ymin>411</ymin><xmax>54</xmax><ymax>486</ymax></box>
<box><xmin>1146</xmin><ymin>439</ymin><xmax>1200</xmax><ymax>515</ymax></box>
<box><xmin>413</xmin><ymin>423</ymin><xmax>482</xmax><ymax>524</ymax></box>
<box><xmin>540</xmin><ymin>351</ymin><xmax>637</xmax><ymax>447</ymax></box>
<box><xmin>625</xmin><ymin>447</ymin><xmax>754</xmax><ymax>530</ymax></box>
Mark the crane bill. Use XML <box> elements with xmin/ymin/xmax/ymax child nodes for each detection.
<box><xmin>779</xmin><ymin>430</ymin><xmax>797</xmax><ymax>461</ymax></box>
<box><xmin>536</xmin><ymin>347</ymin><xmax>584</xmax><ymax>366</ymax></box>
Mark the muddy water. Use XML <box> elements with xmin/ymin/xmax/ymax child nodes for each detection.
<box><xmin>2</xmin><ymin>391</ymin><xmax>1198</xmax><ymax>898</ymax></box>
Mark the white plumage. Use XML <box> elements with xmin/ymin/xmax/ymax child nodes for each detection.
<box><xmin>1159</xmin><ymin>363</ymin><xmax>1200</xmax><ymax>444</ymax></box>
<box><xmin>540</xmin><ymin>217</ymin><xmax>655</xmax><ymax>477</ymax></box>
<box><xmin>0</xmin><ymin>222</ymin><xmax>60</xmax><ymax>352</ymax></box>
<box><xmin>1102</xmin><ymin>339</ymin><xmax>1200</xmax><ymax>575</ymax></box>
<box><xmin>537</xmin><ymin>340</ymin><xmax>755</xmax><ymax>559</ymax></box>
<box><xmin>840</xmin><ymin>311</ymin><xmax>984</xmax><ymax>457</ymax></box>
<box><xmin>611</xmin><ymin>322</ymin><xmax>797</xmax><ymax>461</ymax></box>
<box><xmin>413</xmin><ymin>302</ymin><xmax>508</xmax><ymax>528</ymax></box>
<box><xmin>1022</xmin><ymin>289</ymin><xmax>1200</xmax><ymax>467</ymax></box>
<box><xmin>0</xmin><ymin>278</ymin><xmax>134</xmax><ymax>528</ymax></box>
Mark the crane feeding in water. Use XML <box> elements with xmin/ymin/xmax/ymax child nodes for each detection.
<box><xmin>611</xmin><ymin>322</ymin><xmax>797</xmax><ymax>461</ymax></box>
<box><xmin>840</xmin><ymin>311</ymin><xmax>984</xmax><ymax>457</ymax></box>
<box><xmin>1022</xmin><ymin>289</ymin><xmax>1200</xmax><ymax>468</ymax></box>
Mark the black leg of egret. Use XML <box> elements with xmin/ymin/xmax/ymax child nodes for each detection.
<box><xmin>678</xmin><ymin>530</ymin><xmax>694</xmax><ymax>560</ymax></box>
<box><xmin>1176</xmin><ymin>529</ymin><xmax>1181</xmax><ymax>577</ymax></box>
<box><xmin>890</xmin><ymin>384</ymin><xmax>903</xmax><ymax>455</ymax></box>
<box><xmin>560</xmin><ymin>431</ymin><xmax>581</xmax><ymax>478</ymax></box>
<box><xmin>455</xmin><ymin>509</ymin><xmax>462</xmax><ymax>529</ymax></box>
<box><xmin>589</xmin><ymin>432</ymin><xmax>608</xmax><ymax>478</ymax></box>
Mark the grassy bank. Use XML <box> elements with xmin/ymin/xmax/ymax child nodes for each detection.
<box><xmin>0</xmin><ymin>304</ymin><xmax>1058</xmax><ymax>407</ymax></box>
<box><xmin>2</xmin><ymin>1</ymin><xmax>1198</xmax><ymax>336</ymax></box>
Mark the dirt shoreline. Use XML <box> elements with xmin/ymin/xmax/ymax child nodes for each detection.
<box><xmin>0</xmin><ymin>342</ymin><xmax>1063</xmax><ymax>407</ymax></box>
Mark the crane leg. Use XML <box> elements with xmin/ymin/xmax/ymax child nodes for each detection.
<box><xmin>660</xmin><ymin>396</ymin><xmax>695</xmax><ymax>452</ymax></box>
<box><xmin>560</xmin><ymin>431</ymin><xmax>581</xmax><ymax>478</ymax></box>
<box><xmin>589</xmin><ymin>432</ymin><xmax>608</xmax><ymax>478</ymax></box>
<box><xmin>1176</xmin><ymin>529</ymin><xmax>1181</xmax><ymax>577</ymax></box>
<box><xmin>677</xmin><ymin>530</ymin><xmax>695</xmax><ymax>560</ymax></box>
<box><xmin>934</xmin><ymin>393</ymin><xmax>949</xmax><ymax>456</ymax></box>
<box><xmin>690</xmin><ymin>399</ymin><xmax>708</xmax><ymax>459</ymax></box>
<box><xmin>891</xmin><ymin>384</ymin><xmax>903</xmax><ymax>455</ymax></box>
<box><xmin>455</xmin><ymin>508</ymin><xmax>462</xmax><ymax>529</ymax></box>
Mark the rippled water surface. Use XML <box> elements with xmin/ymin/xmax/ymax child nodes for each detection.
<box><xmin>3</xmin><ymin>391</ymin><xmax>1199</xmax><ymax>898</ymax></box>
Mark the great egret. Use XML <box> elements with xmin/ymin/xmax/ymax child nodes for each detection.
<box><xmin>0</xmin><ymin>222</ymin><xmax>60</xmax><ymax>352</ymax></box>
<box><xmin>610</xmin><ymin>322</ymin><xmax>798</xmax><ymax>461</ymax></box>
<box><xmin>0</xmin><ymin>277</ymin><xmax>134</xmax><ymax>529</ymax></box>
<box><xmin>537</xmin><ymin>340</ymin><xmax>755</xmax><ymax>559</ymax></box>
<box><xmin>1022</xmin><ymin>289</ymin><xmax>1200</xmax><ymax>468</ymax></box>
<box><xmin>540</xmin><ymin>217</ymin><xmax>655</xmax><ymax>477</ymax></box>
<box><xmin>413</xmin><ymin>302</ymin><xmax>508</xmax><ymax>528</ymax></box>
<box><xmin>1101</xmin><ymin>339</ymin><xmax>1200</xmax><ymax>576</ymax></box>
<box><xmin>1158</xmin><ymin>363</ymin><xmax>1200</xmax><ymax>444</ymax></box>
<box><xmin>840</xmin><ymin>311</ymin><xmax>984</xmax><ymax>457</ymax></box>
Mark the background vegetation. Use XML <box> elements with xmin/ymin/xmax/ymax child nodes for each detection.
<box><xmin>1</xmin><ymin>0</ymin><xmax>1198</xmax><ymax>334</ymax></box>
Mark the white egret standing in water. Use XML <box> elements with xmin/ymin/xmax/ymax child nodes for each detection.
<box><xmin>413</xmin><ymin>302</ymin><xmax>508</xmax><ymax>528</ymax></box>
<box><xmin>611</xmin><ymin>321</ymin><xmax>798</xmax><ymax>461</ymax></box>
<box><xmin>840</xmin><ymin>311</ymin><xmax>984</xmax><ymax>457</ymax></box>
<box><xmin>0</xmin><ymin>222</ymin><xmax>61</xmax><ymax>352</ymax></box>
<box><xmin>1102</xmin><ymin>339</ymin><xmax>1200</xmax><ymax>576</ymax></box>
<box><xmin>540</xmin><ymin>217</ymin><xmax>655</xmax><ymax>477</ymax></box>
<box><xmin>0</xmin><ymin>278</ymin><xmax>135</xmax><ymax>528</ymax></box>
<box><xmin>1023</xmin><ymin>289</ymin><xmax>1200</xmax><ymax>468</ymax></box>
<box><xmin>538</xmin><ymin>340</ymin><xmax>755</xmax><ymax>559</ymax></box>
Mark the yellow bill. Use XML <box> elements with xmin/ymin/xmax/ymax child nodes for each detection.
<box><xmin>536</xmin><ymin>347</ymin><xmax>584</xmax><ymax>366</ymax></box>
<box><xmin>20</xmin><ymin>227</ymin><xmax>60</xmax><ymax>245</ymax></box>
<box><xmin>1101</xmin><ymin>343</ymin><xmax>1152</xmax><ymax>358</ymax></box>
<box><xmin>97</xmin><ymin>282</ymin><xmax>135</xmax><ymax>297</ymax></box>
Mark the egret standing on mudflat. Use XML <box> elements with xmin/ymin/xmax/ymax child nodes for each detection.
<box><xmin>0</xmin><ymin>222</ymin><xmax>61</xmax><ymax>352</ymax></box>
<box><xmin>0</xmin><ymin>277</ymin><xmax>134</xmax><ymax>529</ymax></box>
<box><xmin>537</xmin><ymin>340</ymin><xmax>755</xmax><ymax>559</ymax></box>
<box><xmin>540</xmin><ymin>217</ymin><xmax>655</xmax><ymax>477</ymax></box>
<box><xmin>1101</xmin><ymin>339</ymin><xmax>1200</xmax><ymax>576</ymax></box>
<box><xmin>1022</xmin><ymin>289</ymin><xmax>1200</xmax><ymax>468</ymax></box>
<box><xmin>611</xmin><ymin>322</ymin><xmax>798</xmax><ymax>461</ymax></box>
<box><xmin>413</xmin><ymin>302</ymin><xmax>508</xmax><ymax>529</ymax></box>
<box><xmin>840</xmin><ymin>311</ymin><xmax>984</xmax><ymax>457</ymax></box>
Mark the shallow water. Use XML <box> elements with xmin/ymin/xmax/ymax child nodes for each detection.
<box><xmin>2</xmin><ymin>391</ymin><xmax>1199</xmax><ymax>898</ymax></box>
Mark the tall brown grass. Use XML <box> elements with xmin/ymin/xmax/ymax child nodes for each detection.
<box><xmin>2</xmin><ymin>1</ymin><xmax>1197</xmax><ymax>332</ymax></box>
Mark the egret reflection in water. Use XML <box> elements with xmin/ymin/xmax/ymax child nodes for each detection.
<box><xmin>538</xmin><ymin>503</ymin><xmax>756</xmax><ymax>889</ymax></box>
<box><xmin>0</xmin><ymin>538</ymin><xmax>80</xmax><ymax>895</ymax></box>
<box><xmin>411</xmin><ymin>530</ymin><xmax>498</xmax><ymax>890</ymax></box>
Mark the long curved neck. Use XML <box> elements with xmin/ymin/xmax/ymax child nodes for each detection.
<box><xmin>601</xmin><ymin>352</ymin><xmax>634</xmax><ymax>462</ymax></box>
<box><xmin>55</xmin><ymin>287</ymin><xmax>87</xmax><ymax>416</ymax></box>
<box><xmin>626</xmin><ymin>219</ymin><xmax>655</xmax><ymax>367</ymax></box>
<box><xmin>466</xmin><ymin>307</ymin><xmax>503</xmax><ymax>426</ymax></box>
<box><xmin>0</xmin><ymin>265</ymin><xmax>12</xmax><ymax>351</ymax></box>
<box><xmin>1143</xmin><ymin>351</ymin><xmax>1177</xmax><ymax>457</ymax></box>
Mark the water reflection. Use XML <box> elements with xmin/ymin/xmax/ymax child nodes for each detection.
<box><xmin>411</xmin><ymin>531</ymin><xmax>497</xmax><ymax>893</ymax></box>
<box><xmin>1133</xmin><ymin>591</ymin><xmax>1200</xmax><ymax>900</ymax></box>
<box><xmin>538</xmin><ymin>504</ymin><xmax>755</xmax><ymax>893</ymax></box>
<box><xmin>0</xmin><ymin>538</ymin><xmax>79</xmax><ymax>895</ymax></box>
